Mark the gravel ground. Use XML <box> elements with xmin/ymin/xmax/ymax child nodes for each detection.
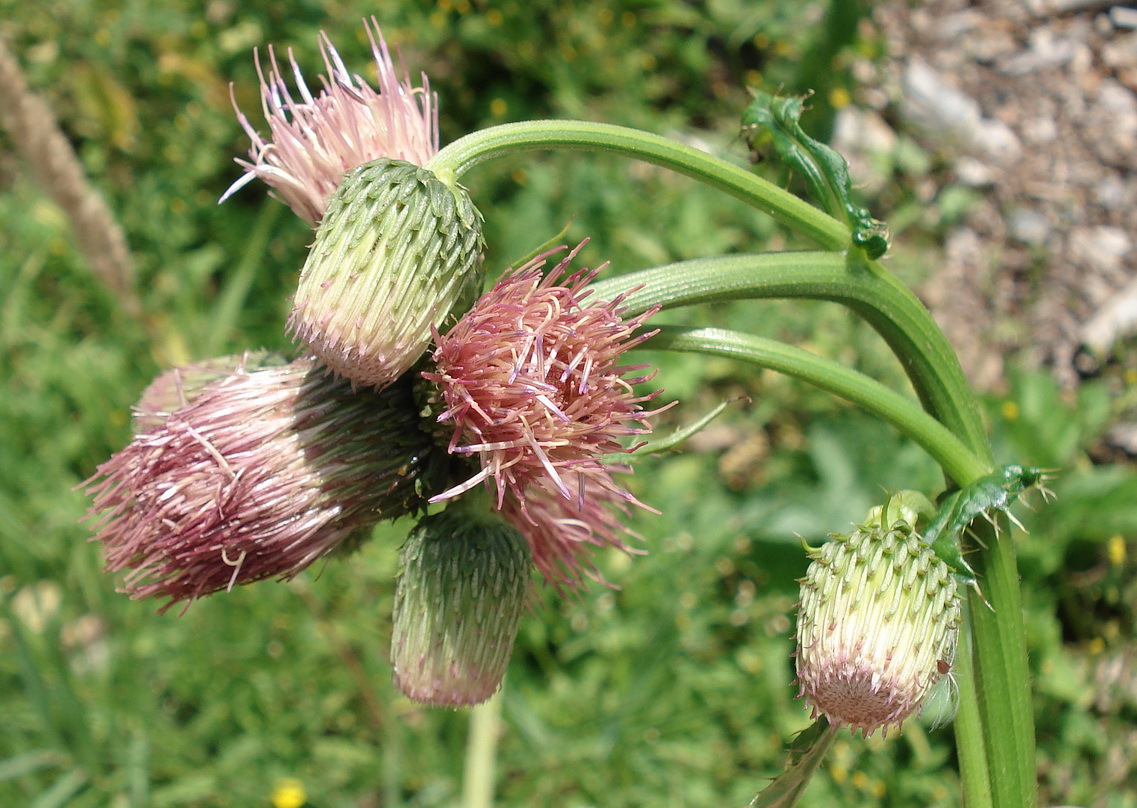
<box><xmin>836</xmin><ymin>0</ymin><xmax>1137</xmax><ymax>392</ymax></box>
<box><xmin>843</xmin><ymin>7</ymin><xmax>1137</xmax><ymax>798</ymax></box>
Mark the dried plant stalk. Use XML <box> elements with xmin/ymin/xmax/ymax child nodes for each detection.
<box><xmin>0</xmin><ymin>38</ymin><xmax>140</xmax><ymax>317</ymax></box>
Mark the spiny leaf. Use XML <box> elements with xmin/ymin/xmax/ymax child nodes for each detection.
<box><xmin>748</xmin><ymin>719</ymin><xmax>838</xmax><ymax>808</ymax></box>
<box><xmin>742</xmin><ymin>91</ymin><xmax>888</xmax><ymax>259</ymax></box>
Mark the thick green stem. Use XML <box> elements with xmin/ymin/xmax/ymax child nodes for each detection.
<box><xmin>964</xmin><ymin>518</ymin><xmax>1036</xmax><ymax>807</ymax></box>
<box><xmin>430</xmin><ymin>119</ymin><xmax>1033</xmax><ymax>805</ymax></box>
<box><xmin>427</xmin><ymin>120</ymin><xmax>849</xmax><ymax>251</ymax></box>
<box><xmin>590</xmin><ymin>251</ymin><xmax>990</xmax><ymax>475</ymax></box>
<box><xmin>952</xmin><ymin>602</ymin><xmax>993</xmax><ymax>808</ymax></box>
<box><xmin>645</xmin><ymin>326</ymin><xmax>987</xmax><ymax>486</ymax></box>
<box><xmin>463</xmin><ymin>689</ymin><xmax>503</xmax><ymax>808</ymax></box>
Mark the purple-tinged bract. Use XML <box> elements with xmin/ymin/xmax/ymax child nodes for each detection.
<box><xmin>83</xmin><ymin>356</ymin><xmax>434</xmax><ymax>613</ymax></box>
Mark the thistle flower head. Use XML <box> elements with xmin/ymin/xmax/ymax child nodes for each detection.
<box><xmin>391</xmin><ymin>500</ymin><xmax>531</xmax><ymax>706</ymax></box>
<box><xmin>498</xmin><ymin>473</ymin><xmax>645</xmax><ymax>591</ymax></box>
<box><xmin>288</xmin><ymin>158</ymin><xmax>485</xmax><ymax>390</ymax></box>
<box><xmin>131</xmin><ymin>351</ymin><xmax>287</xmax><ymax>434</ymax></box>
<box><xmin>222</xmin><ymin>18</ymin><xmax>439</xmax><ymax>225</ymax></box>
<box><xmin>795</xmin><ymin>505</ymin><xmax>962</xmax><ymax>736</ymax></box>
<box><xmin>421</xmin><ymin>243</ymin><xmax>664</xmax><ymax>589</ymax></box>
<box><xmin>83</xmin><ymin>356</ymin><xmax>434</xmax><ymax>613</ymax></box>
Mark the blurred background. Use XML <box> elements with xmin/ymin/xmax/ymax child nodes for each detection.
<box><xmin>2</xmin><ymin>0</ymin><xmax>1136</xmax><ymax>805</ymax></box>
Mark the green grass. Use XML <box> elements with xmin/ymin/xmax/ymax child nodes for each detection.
<box><xmin>2</xmin><ymin>1</ymin><xmax>1136</xmax><ymax>806</ymax></box>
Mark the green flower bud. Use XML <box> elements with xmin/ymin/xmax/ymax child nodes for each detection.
<box><xmin>795</xmin><ymin>505</ymin><xmax>961</xmax><ymax>736</ymax></box>
<box><xmin>391</xmin><ymin>500</ymin><xmax>531</xmax><ymax>706</ymax></box>
<box><xmin>290</xmin><ymin>158</ymin><xmax>484</xmax><ymax>390</ymax></box>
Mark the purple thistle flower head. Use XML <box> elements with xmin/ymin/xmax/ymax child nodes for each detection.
<box><xmin>221</xmin><ymin>18</ymin><xmax>439</xmax><ymax>225</ymax></box>
<box><xmin>421</xmin><ymin>242</ymin><xmax>666</xmax><ymax>588</ymax></box>
<box><xmin>83</xmin><ymin>355</ymin><xmax>435</xmax><ymax>613</ymax></box>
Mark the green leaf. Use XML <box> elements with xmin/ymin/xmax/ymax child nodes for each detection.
<box><xmin>749</xmin><ymin>719</ymin><xmax>837</xmax><ymax>807</ymax></box>
<box><xmin>0</xmin><ymin>751</ymin><xmax>63</xmax><ymax>783</ymax></box>
<box><xmin>29</xmin><ymin>769</ymin><xmax>88</xmax><ymax>808</ymax></box>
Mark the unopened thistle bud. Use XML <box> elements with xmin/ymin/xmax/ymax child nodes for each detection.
<box><xmin>795</xmin><ymin>511</ymin><xmax>961</xmax><ymax>736</ymax></box>
<box><xmin>289</xmin><ymin>158</ymin><xmax>484</xmax><ymax>390</ymax></box>
<box><xmin>391</xmin><ymin>500</ymin><xmax>531</xmax><ymax>706</ymax></box>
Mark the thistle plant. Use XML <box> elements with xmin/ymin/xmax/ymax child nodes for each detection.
<box><xmin>77</xmin><ymin>19</ymin><xmax>1054</xmax><ymax>808</ymax></box>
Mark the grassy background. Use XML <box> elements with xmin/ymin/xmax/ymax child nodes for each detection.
<box><xmin>2</xmin><ymin>1</ymin><xmax>1136</xmax><ymax>806</ymax></box>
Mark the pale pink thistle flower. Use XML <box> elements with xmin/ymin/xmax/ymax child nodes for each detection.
<box><xmin>498</xmin><ymin>474</ymin><xmax>644</xmax><ymax>592</ymax></box>
<box><xmin>83</xmin><ymin>356</ymin><xmax>434</xmax><ymax>613</ymax></box>
<box><xmin>795</xmin><ymin>504</ymin><xmax>961</xmax><ymax>736</ymax></box>
<box><xmin>422</xmin><ymin>243</ymin><xmax>666</xmax><ymax>588</ymax></box>
<box><xmin>130</xmin><ymin>351</ymin><xmax>288</xmax><ymax>434</ymax></box>
<box><xmin>222</xmin><ymin>18</ymin><xmax>439</xmax><ymax>225</ymax></box>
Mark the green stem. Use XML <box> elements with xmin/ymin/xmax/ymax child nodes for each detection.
<box><xmin>646</xmin><ymin>326</ymin><xmax>987</xmax><ymax>486</ymax></box>
<box><xmin>590</xmin><ymin>251</ymin><xmax>990</xmax><ymax>474</ymax></box>
<box><xmin>463</xmin><ymin>689</ymin><xmax>502</xmax><ymax>808</ymax></box>
<box><xmin>431</xmin><ymin>118</ymin><xmax>1033</xmax><ymax>806</ymax></box>
<box><xmin>964</xmin><ymin>518</ymin><xmax>1036</xmax><ymax>807</ymax></box>
<box><xmin>427</xmin><ymin>120</ymin><xmax>849</xmax><ymax>251</ymax></box>
<box><xmin>953</xmin><ymin>602</ymin><xmax>993</xmax><ymax>808</ymax></box>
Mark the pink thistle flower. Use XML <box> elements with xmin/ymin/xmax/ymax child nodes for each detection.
<box><xmin>422</xmin><ymin>243</ymin><xmax>667</xmax><ymax>588</ymax></box>
<box><xmin>82</xmin><ymin>355</ymin><xmax>434</xmax><ymax>613</ymax></box>
<box><xmin>130</xmin><ymin>351</ymin><xmax>287</xmax><ymax>434</ymax></box>
<box><xmin>221</xmin><ymin>18</ymin><xmax>439</xmax><ymax>225</ymax></box>
<box><xmin>497</xmin><ymin>474</ymin><xmax>646</xmax><ymax>592</ymax></box>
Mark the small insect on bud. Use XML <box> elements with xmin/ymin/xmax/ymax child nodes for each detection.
<box><xmin>290</xmin><ymin>157</ymin><xmax>485</xmax><ymax>390</ymax></box>
<box><xmin>391</xmin><ymin>500</ymin><xmax>531</xmax><ymax>706</ymax></box>
<box><xmin>795</xmin><ymin>501</ymin><xmax>961</xmax><ymax>735</ymax></box>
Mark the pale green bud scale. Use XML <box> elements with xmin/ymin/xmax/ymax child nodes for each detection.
<box><xmin>796</xmin><ymin>512</ymin><xmax>961</xmax><ymax>736</ymax></box>
<box><xmin>290</xmin><ymin>158</ymin><xmax>485</xmax><ymax>390</ymax></box>
<box><xmin>391</xmin><ymin>503</ymin><xmax>531</xmax><ymax>707</ymax></box>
